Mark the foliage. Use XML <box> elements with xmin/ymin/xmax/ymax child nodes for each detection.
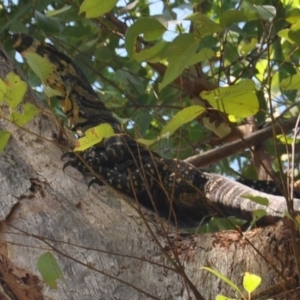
<box><xmin>0</xmin><ymin>72</ymin><xmax>38</xmax><ymax>152</ymax></box>
<box><xmin>1</xmin><ymin>0</ymin><xmax>299</xmax><ymax>180</ymax></box>
<box><xmin>37</xmin><ymin>252</ymin><xmax>65</xmax><ymax>289</ymax></box>
<box><xmin>202</xmin><ymin>268</ymin><xmax>263</xmax><ymax>300</ymax></box>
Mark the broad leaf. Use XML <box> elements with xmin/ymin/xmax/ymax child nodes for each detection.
<box><xmin>0</xmin><ymin>78</ymin><xmax>7</xmax><ymax>103</ymax></box>
<box><xmin>240</xmin><ymin>38</ymin><xmax>257</xmax><ymax>55</ymax></box>
<box><xmin>187</xmin><ymin>47</ymin><xmax>215</xmax><ymax>66</ymax></box>
<box><xmin>4</xmin><ymin>73</ymin><xmax>27</xmax><ymax>109</ymax></box>
<box><xmin>220</xmin><ymin>10</ymin><xmax>248</xmax><ymax>28</ymax></box>
<box><xmin>186</xmin><ymin>13</ymin><xmax>221</xmax><ymax>37</ymax></box>
<box><xmin>161</xmin><ymin>105</ymin><xmax>205</xmax><ymax>136</ymax></box>
<box><xmin>201</xmin><ymin>80</ymin><xmax>259</xmax><ymax>118</ymax></box>
<box><xmin>0</xmin><ymin>131</ymin><xmax>11</xmax><ymax>153</ymax></box>
<box><xmin>24</xmin><ymin>52</ymin><xmax>55</xmax><ymax>82</ymax></box>
<box><xmin>74</xmin><ymin>123</ymin><xmax>114</xmax><ymax>151</ymax></box>
<box><xmin>79</xmin><ymin>0</ymin><xmax>118</xmax><ymax>18</ymax></box>
<box><xmin>216</xmin><ymin>295</ymin><xmax>236</xmax><ymax>300</ymax></box>
<box><xmin>37</xmin><ymin>252</ymin><xmax>65</xmax><ymax>289</ymax></box>
<box><xmin>159</xmin><ymin>34</ymin><xmax>199</xmax><ymax>90</ymax></box>
<box><xmin>134</xmin><ymin>41</ymin><xmax>169</xmax><ymax>63</ymax></box>
<box><xmin>280</xmin><ymin>74</ymin><xmax>300</xmax><ymax>90</ymax></box>
<box><xmin>243</xmin><ymin>272</ymin><xmax>262</xmax><ymax>294</ymax></box>
<box><xmin>10</xmin><ymin>103</ymin><xmax>39</xmax><ymax>126</ymax></box>
<box><xmin>35</xmin><ymin>11</ymin><xmax>62</xmax><ymax>34</ymax></box>
<box><xmin>125</xmin><ymin>18</ymin><xmax>166</xmax><ymax>58</ymax></box>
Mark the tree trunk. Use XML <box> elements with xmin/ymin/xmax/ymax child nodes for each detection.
<box><xmin>0</xmin><ymin>46</ymin><xmax>299</xmax><ymax>300</ymax></box>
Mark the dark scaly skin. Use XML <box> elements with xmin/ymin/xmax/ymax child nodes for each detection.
<box><xmin>12</xmin><ymin>33</ymin><xmax>289</xmax><ymax>226</ymax></box>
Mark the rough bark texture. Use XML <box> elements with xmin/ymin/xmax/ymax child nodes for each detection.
<box><xmin>0</xmin><ymin>47</ymin><xmax>300</xmax><ymax>300</ymax></box>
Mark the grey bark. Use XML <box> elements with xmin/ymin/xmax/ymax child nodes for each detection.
<box><xmin>0</xmin><ymin>47</ymin><xmax>299</xmax><ymax>300</ymax></box>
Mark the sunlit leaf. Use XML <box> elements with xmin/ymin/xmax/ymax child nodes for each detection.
<box><xmin>37</xmin><ymin>252</ymin><xmax>65</xmax><ymax>289</ymax></box>
<box><xmin>0</xmin><ymin>78</ymin><xmax>8</xmax><ymax>103</ymax></box>
<box><xmin>201</xmin><ymin>80</ymin><xmax>259</xmax><ymax>118</ymax></box>
<box><xmin>74</xmin><ymin>123</ymin><xmax>114</xmax><ymax>151</ymax></box>
<box><xmin>240</xmin><ymin>38</ymin><xmax>257</xmax><ymax>55</ymax></box>
<box><xmin>201</xmin><ymin>267</ymin><xmax>243</xmax><ymax>296</ymax></box>
<box><xmin>216</xmin><ymin>295</ymin><xmax>236</xmax><ymax>300</ymax></box>
<box><xmin>277</xmin><ymin>29</ymin><xmax>295</xmax><ymax>44</ymax></box>
<box><xmin>243</xmin><ymin>272</ymin><xmax>262</xmax><ymax>294</ymax></box>
<box><xmin>286</xmin><ymin>8</ymin><xmax>300</xmax><ymax>24</ymax></box>
<box><xmin>125</xmin><ymin>18</ymin><xmax>166</xmax><ymax>58</ymax></box>
<box><xmin>10</xmin><ymin>103</ymin><xmax>39</xmax><ymax>126</ymax></box>
<box><xmin>4</xmin><ymin>73</ymin><xmax>27</xmax><ymax>109</ymax></box>
<box><xmin>79</xmin><ymin>0</ymin><xmax>118</xmax><ymax>18</ymax></box>
<box><xmin>280</xmin><ymin>74</ymin><xmax>300</xmax><ymax>90</ymax></box>
<box><xmin>0</xmin><ymin>131</ymin><xmax>11</xmax><ymax>153</ymax></box>
<box><xmin>161</xmin><ymin>105</ymin><xmax>205</xmax><ymax>136</ymax></box>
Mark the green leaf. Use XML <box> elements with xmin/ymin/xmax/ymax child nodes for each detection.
<box><xmin>10</xmin><ymin>103</ymin><xmax>39</xmax><ymax>126</ymax></box>
<box><xmin>220</xmin><ymin>10</ymin><xmax>248</xmax><ymax>28</ymax></box>
<box><xmin>241</xmin><ymin>194</ymin><xmax>269</xmax><ymax>206</ymax></box>
<box><xmin>200</xmin><ymin>80</ymin><xmax>259</xmax><ymax>118</ymax></box>
<box><xmin>43</xmin><ymin>85</ymin><xmax>62</xmax><ymax>98</ymax></box>
<box><xmin>125</xmin><ymin>18</ymin><xmax>166</xmax><ymax>58</ymax></box>
<box><xmin>195</xmin><ymin>217</ymin><xmax>247</xmax><ymax>234</ymax></box>
<box><xmin>137</xmin><ymin>138</ymin><xmax>157</xmax><ymax>146</ymax></box>
<box><xmin>5</xmin><ymin>73</ymin><xmax>27</xmax><ymax>109</ymax></box>
<box><xmin>79</xmin><ymin>0</ymin><xmax>118</xmax><ymax>18</ymax></box>
<box><xmin>159</xmin><ymin>34</ymin><xmax>199</xmax><ymax>90</ymax></box>
<box><xmin>286</xmin><ymin>8</ymin><xmax>300</xmax><ymax>24</ymax></box>
<box><xmin>37</xmin><ymin>252</ymin><xmax>65</xmax><ymax>289</ymax></box>
<box><xmin>74</xmin><ymin>123</ymin><xmax>114</xmax><ymax>151</ymax></box>
<box><xmin>46</xmin><ymin>5</ymin><xmax>72</xmax><ymax>17</ymax></box>
<box><xmin>216</xmin><ymin>295</ymin><xmax>236</xmax><ymax>300</ymax></box>
<box><xmin>0</xmin><ymin>78</ymin><xmax>8</xmax><ymax>103</ymax></box>
<box><xmin>35</xmin><ymin>11</ymin><xmax>62</xmax><ymax>34</ymax></box>
<box><xmin>186</xmin><ymin>13</ymin><xmax>222</xmax><ymax>37</ymax></box>
<box><xmin>187</xmin><ymin>47</ymin><xmax>215</xmax><ymax>66</ymax></box>
<box><xmin>24</xmin><ymin>52</ymin><xmax>56</xmax><ymax>83</ymax></box>
<box><xmin>0</xmin><ymin>131</ymin><xmax>11</xmax><ymax>153</ymax></box>
<box><xmin>247</xmin><ymin>209</ymin><xmax>267</xmax><ymax>229</ymax></box>
<box><xmin>161</xmin><ymin>105</ymin><xmax>205</xmax><ymax>136</ymax></box>
<box><xmin>277</xmin><ymin>29</ymin><xmax>295</xmax><ymax>44</ymax></box>
<box><xmin>243</xmin><ymin>272</ymin><xmax>261</xmax><ymax>294</ymax></box>
<box><xmin>201</xmin><ymin>267</ymin><xmax>243</xmax><ymax>296</ymax></box>
<box><xmin>240</xmin><ymin>38</ymin><xmax>257</xmax><ymax>55</ymax></box>
<box><xmin>134</xmin><ymin>41</ymin><xmax>169</xmax><ymax>63</ymax></box>
<box><xmin>280</xmin><ymin>74</ymin><xmax>300</xmax><ymax>90</ymax></box>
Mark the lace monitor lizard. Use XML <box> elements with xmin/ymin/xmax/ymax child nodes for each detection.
<box><xmin>12</xmin><ymin>33</ymin><xmax>299</xmax><ymax>226</ymax></box>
